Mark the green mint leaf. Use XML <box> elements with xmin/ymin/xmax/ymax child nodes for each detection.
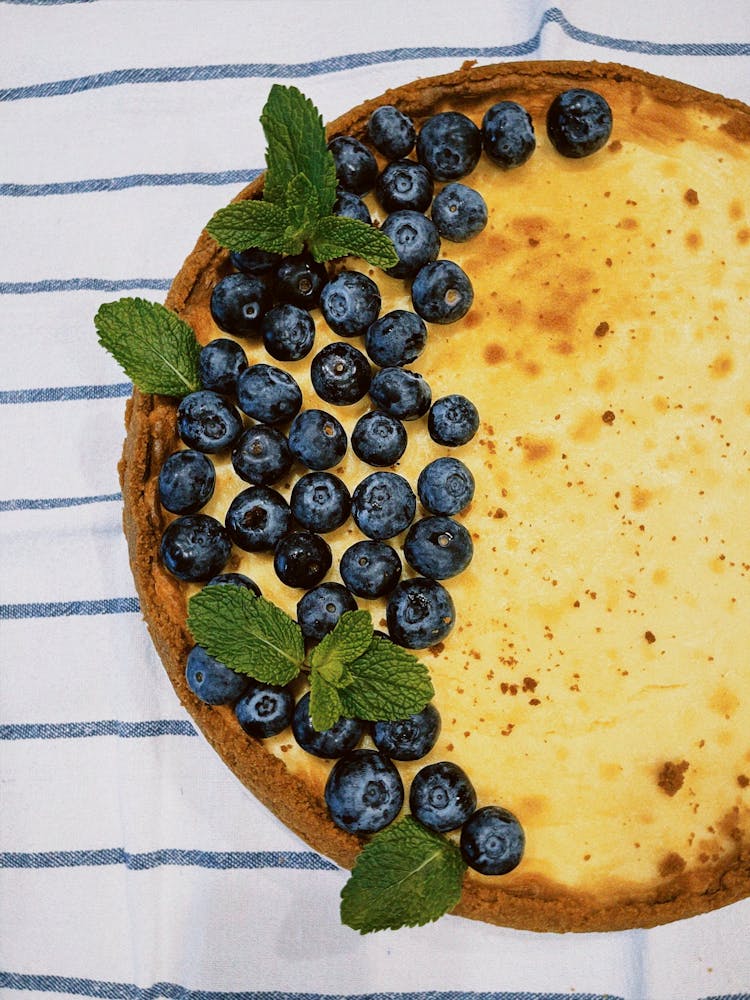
<box><xmin>309</xmin><ymin>610</ymin><xmax>374</xmax><ymax>677</ymax></box>
<box><xmin>341</xmin><ymin>815</ymin><xmax>467</xmax><ymax>933</ymax></box>
<box><xmin>94</xmin><ymin>298</ymin><xmax>201</xmax><ymax>397</ymax></box>
<box><xmin>308</xmin><ymin>215</ymin><xmax>400</xmax><ymax>268</ymax></box>
<box><xmin>205</xmin><ymin>200</ymin><xmax>295</xmax><ymax>253</ymax></box>
<box><xmin>187</xmin><ymin>585</ymin><xmax>304</xmax><ymax>687</ymax></box>
<box><xmin>308</xmin><ymin>670</ymin><xmax>344</xmax><ymax>732</ymax></box>
<box><xmin>338</xmin><ymin>636</ymin><xmax>434</xmax><ymax>722</ymax></box>
<box><xmin>261</xmin><ymin>84</ymin><xmax>337</xmax><ymax>215</ymax></box>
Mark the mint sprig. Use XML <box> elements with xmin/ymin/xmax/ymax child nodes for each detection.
<box><xmin>340</xmin><ymin>815</ymin><xmax>467</xmax><ymax>933</ymax></box>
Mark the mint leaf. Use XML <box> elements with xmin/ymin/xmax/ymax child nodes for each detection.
<box><xmin>94</xmin><ymin>298</ymin><xmax>200</xmax><ymax>397</ymax></box>
<box><xmin>338</xmin><ymin>636</ymin><xmax>434</xmax><ymax>722</ymax></box>
<box><xmin>187</xmin><ymin>585</ymin><xmax>304</xmax><ymax>686</ymax></box>
<box><xmin>285</xmin><ymin>172</ymin><xmax>321</xmax><ymax>243</ymax></box>
<box><xmin>309</xmin><ymin>610</ymin><xmax>373</xmax><ymax>678</ymax></box>
<box><xmin>308</xmin><ymin>670</ymin><xmax>344</xmax><ymax>732</ymax></box>
<box><xmin>309</xmin><ymin>215</ymin><xmax>399</xmax><ymax>268</ymax></box>
<box><xmin>341</xmin><ymin>815</ymin><xmax>466</xmax><ymax>933</ymax></box>
<box><xmin>205</xmin><ymin>200</ymin><xmax>294</xmax><ymax>253</ymax></box>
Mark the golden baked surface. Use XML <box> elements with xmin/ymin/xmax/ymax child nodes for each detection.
<box><xmin>120</xmin><ymin>61</ymin><xmax>750</xmax><ymax>932</ymax></box>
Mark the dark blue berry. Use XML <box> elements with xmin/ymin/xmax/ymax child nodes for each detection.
<box><xmin>460</xmin><ymin>805</ymin><xmax>525</xmax><ymax>875</ymax></box>
<box><xmin>340</xmin><ymin>540</ymin><xmax>402</xmax><ymax>598</ymax></box>
<box><xmin>351</xmin><ymin>410</ymin><xmax>407</xmax><ymax>467</ymax></box>
<box><xmin>261</xmin><ymin>303</ymin><xmax>316</xmax><ymax>362</ymax></box>
<box><xmin>292</xmin><ymin>691</ymin><xmax>364</xmax><ymax>758</ymax></box>
<box><xmin>404</xmin><ymin>516</ymin><xmax>473</xmax><ymax>580</ymax></box>
<box><xmin>546</xmin><ymin>88</ymin><xmax>613</xmax><ymax>158</ymax></box>
<box><xmin>417</xmin><ymin>111</ymin><xmax>482</xmax><ymax>181</ymax></box>
<box><xmin>231</xmin><ymin>425</ymin><xmax>293</xmax><ymax>487</ymax></box>
<box><xmin>210</xmin><ymin>272</ymin><xmax>272</xmax><ymax>337</ymax></box>
<box><xmin>328</xmin><ymin>135</ymin><xmax>378</xmax><ymax>195</ymax></box>
<box><xmin>324</xmin><ymin>748</ymin><xmax>404</xmax><ymax>834</ymax></box>
<box><xmin>185</xmin><ymin>644</ymin><xmax>248</xmax><ymax>706</ymax></box>
<box><xmin>310</xmin><ymin>342</ymin><xmax>371</xmax><ymax>406</ymax></box>
<box><xmin>428</xmin><ymin>393</ymin><xmax>479</xmax><ymax>446</ymax></box>
<box><xmin>386</xmin><ymin>577</ymin><xmax>455</xmax><ymax>649</ymax></box>
<box><xmin>482</xmin><ymin>101</ymin><xmax>536</xmax><ymax>168</ymax></box>
<box><xmin>288</xmin><ymin>409</ymin><xmax>348</xmax><ymax>471</ymax></box>
<box><xmin>320</xmin><ymin>270</ymin><xmax>381</xmax><ymax>337</ymax></box>
<box><xmin>367</xmin><ymin>104</ymin><xmax>416</xmax><ymax>160</ymax></box>
<box><xmin>160</xmin><ymin>514</ymin><xmax>231</xmax><ymax>582</ymax></box>
<box><xmin>376</xmin><ymin>160</ymin><xmax>434</xmax><ymax>214</ymax></box>
<box><xmin>289</xmin><ymin>471</ymin><xmax>351</xmax><ymax>533</ymax></box>
<box><xmin>365</xmin><ymin>309</ymin><xmax>427</xmax><ymax>368</ymax></box>
<box><xmin>229</xmin><ymin>247</ymin><xmax>280</xmax><ymax>277</ymax></box>
<box><xmin>275</xmin><ymin>253</ymin><xmax>328</xmax><ymax>310</ymax></box>
<box><xmin>296</xmin><ymin>582</ymin><xmax>358</xmax><ymax>641</ymax></box>
<box><xmin>381</xmin><ymin>210</ymin><xmax>440</xmax><ymax>279</ymax></box>
<box><xmin>206</xmin><ymin>572</ymin><xmax>261</xmax><ymax>596</ymax></box>
<box><xmin>177</xmin><ymin>390</ymin><xmax>243</xmax><ymax>453</ymax></box>
<box><xmin>198</xmin><ymin>338</ymin><xmax>248</xmax><ymax>395</ymax></box>
<box><xmin>369</xmin><ymin>366</ymin><xmax>431</xmax><ymax>421</ymax></box>
<box><xmin>412</xmin><ymin>259</ymin><xmax>474</xmax><ymax>324</ymax></box>
<box><xmin>371</xmin><ymin>703</ymin><xmax>440</xmax><ymax>761</ymax></box>
<box><xmin>417</xmin><ymin>457</ymin><xmax>475</xmax><ymax>515</ymax></box>
<box><xmin>351</xmin><ymin>471</ymin><xmax>416</xmax><ymax>540</ymax></box>
<box><xmin>431</xmin><ymin>182</ymin><xmax>488</xmax><ymax>242</ymax></box>
<box><xmin>333</xmin><ymin>188</ymin><xmax>372</xmax><ymax>224</ymax></box>
<box><xmin>409</xmin><ymin>760</ymin><xmax>477</xmax><ymax>832</ymax></box>
<box><xmin>237</xmin><ymin>364</ymin><xmax>302</xmax><ymax>425</ymax></box>
<box><xmin>274</xmin><ymin>530</ymin><xmax>332</xmax><ymax>589</ymax></box>
<box><xmin>158</xmin><ymin>449</ymin><xmax>215</xmax><ymax>514</ymax></box>
<box><xmin>225</xmin><ymin>486</ymin><xmax>291</xmax><ymax>551</ymax></box>
<box><xmin>235</xmin><ymin>679</ymin><xmax>294</xmax><ymax>739</ymax></box>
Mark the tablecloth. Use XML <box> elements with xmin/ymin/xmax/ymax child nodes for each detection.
<box><xmin>2</xmin><ymin>1</ymin><xmax>749</xmax><ymax>998</ymax></box>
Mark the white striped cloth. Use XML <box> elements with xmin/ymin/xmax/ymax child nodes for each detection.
<box><xmin>2</xmin><ymin>2</ymin><xmax>749</xmax><ymax>998</ymax></box>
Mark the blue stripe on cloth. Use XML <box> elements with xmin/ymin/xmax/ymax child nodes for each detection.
<box><xmin>0</xmin><ymin>383</ymin><xmax>132</xmax><ymax>404</ymax></box>
<box><xmin>0</xmin><ymin>720</ymin><xmax>194</xmax><ymax>740</ymax></box>
<box><xmin>0</xmin><ymin>278</ymin><xmax>171</xmax><ymax>295</ymax></box>
<box><xmin>0</xmin><ymin>493</ymin><xmax>122</xmax><ymax>512</ymax></box>
<box><xmin>0</xmin><ymin>169</ymin><xmax>261</xmax><ymax>197</ymax></box>
<box><xmin>0</xmin><ymin>848</ymin><xmax>338</xmax><ymax>872</ymax></box>
<box><xmin>0</xmin><ymin>597</ymin><xmax>139</xmax><ymax>619</ymax></box>
<box><xmin>1</xmin><ymin>7</ymin><xmax>748</xmax><ymax>104</ymax></box>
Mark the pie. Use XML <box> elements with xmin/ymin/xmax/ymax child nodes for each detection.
<box><xmin>119</xmin><ymin>60</ymin><xmax>750</xmax><ymax>932</ymax></box>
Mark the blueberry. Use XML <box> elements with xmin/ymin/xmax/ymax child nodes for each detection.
<box><xmin>380</xmin><ymin>210</ymin><xmax>440</xmax><ymax>279</ymax></box>
<box><xmin>292</xmin><ymin>691</ymin><xmax>365</xmax><ymax>758</ymax></box>
<box><xmin>417</xmin><ymin>457</ymin><xmax>475</xmax><ymax>515</ymax></box>
<box><xmin>275</xmin><ymin>253</ymin><xmax>328</xmax><ymax>310</ymax></box>
<box><xmin>206</xmin><ymin>572</ymin><xmax>261</xmax><ymax>596</ymax></box>
<box><xmin>160</xmin><ymin>514</ymin><xmax>231</xmax><ymax>582</ymax></box>
<box><xmin>328</xmin><ymin>135</ymin><xmax>378</xmax><ymax>195</ymax></box>
<box><xmin>404</xmin><ymin>515</ymin><xmax>473</xmax><ymax>580</ymax></box>
<box><xmin>376</xmin><ymin>160</ymin><xmax>434</xmax><ymax>214</ymax></box>
<box><xmin>158</xmin><ymin>449</ymin><xmax>215</xmax><ymax>514</ymax></box>
<box><xmin>351</xmin><ymin>410</ymin><xmax>407</xmax><ymax>466</ymax></box>
<box><xmin>333</xmin><ymin>188</ymin><xmax>372</xmax><ymax>224</ymax></box>
<box><xmin>210</xmin><ymin>272</ymin><xmax>273</xmax><ymax>337</ymax></box>
<box><xmin>231</xmin><ymin>424</ymin><xmax>293</xmax><ymax>486</ymax></box>
<box><xmin>386</xmin><ymin>577</ymin><xmax>455</xmax><ymax>649</ymax></box>
<box><xmin>296</xmin><ymin>582</ymin><xmax>358</xmax><ymax>641</ymax></box>
<box><xmin>324</xmin><ymin>748</ymin><xmax>404</xmax><ymax>834</ymax></box>
<box><xmin>177</xmin><ymin>390</ymin><xmax>243</xmax><ymax>453</ymax></box>
<box><xmin>261</xmin><ymin>303</ymin><xmax>316</xmax><ymax>361</ymax></box>
<box><xmin>546</xmin><ymin>88</ymin><xmax>613</xmax><ymax>158</ymax></box>
<box><xmin>371</xmin><ymin>703</ymin><xmax>440</xmax><ymax>761</ymax></box>
<box><xmin>237</xmin><ymin>364</ymin><xmax>302</xmax><ymax>425</ymax></box>
<box><xmin>289</xmin><ymin>471</ymin><xmax>351</xmax><ymax>533</ymax></box>
<box><xmin>274</xmin><ymin>530</ymin><xmax>332</xmax><ymax>589</ymax></box>
<box><xmin>320</xmin><ymin>270</ymin><xmax>381</xmax><ymax>337</ymax></box>
<box><xmin>365</xmin><ymin>309</ymin><xmax>428</xmax><ymax>368</ymax></box>
<box><xmin>288</xmin><ymin>409</ymin><xmax>348</xmax><ymax>471</ymax></box>
<box><xmin>310</xmin><ymin>342</ymin><xmax>371</xmax><ymax>406</ymax></box>
<box><xmin>417</xmin><ymin>111</ymin><xmax>482</xmax><ymax>181</ymax></box>
<box><xmin>460</xmin><ymin>805</ymin><xmax>525</xmax><ymax>875</ymax></box>
<box><xmin>351</xmin><ymin>471</ymin><xmax>416</xmax><ymax>540</ymax></box>
<box><xmin>411</xmin><ymin>259</ymin><xmax>474</xmax><ymax>324</ymax></box>
<box><xmin>235</xmin><ymin>679</ymin><xmax>294</xmax><ymax>739</ymax></box>
<box><xmin>339</xmin><ymin>539</ymin><xmax>402</xmax><ymax>598</ymax></box>
<box><xmin>185</xmin><ymin>644</ymin><xmax>248</xmax><ymax>706</ymax></box>
<box><xmin>367</xmin><ymin>104</ymin><xmax>416</xmax><ymax>160</ymax></box>
<box><xmin>428</xmin><ymin>393</ymin><xmax>479</xmax><ymax>446</ymax></box>
<box><xmin>482</xmin><ymin>101</ymin><xmax>536</xmax><ymax>169</ymax></box>
<box><xmin>369</xmin><ymin>366</ymin><xmax>431</xmax><ymax>421</ymax></box>
<box><xmin>431</xmin><ymin>182</ymin><xmax>488</xmax><ymax>242</ymax></box>
<box><xmin>229</xmin><ymin>247</ymin><xmax>281</xmax><ymax>277</ymax></box>
<box><xmin>225</xmin><ymin>486</ymin><xmax>291</xmax><ymax>551</ymax></box>
<box><xmin>198</xmin><ymin>338</ymin><xmax>248</xmax><ymax>395</ymax></box>
<box><xmin>410</xmin><ymin>760</ymin><xmax>477</xmax><ymax>832</ymax></box>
